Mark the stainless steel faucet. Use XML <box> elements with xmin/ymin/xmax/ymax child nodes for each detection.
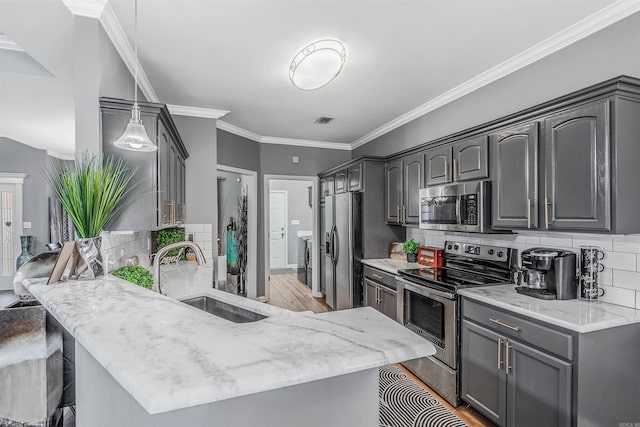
<box><xmin>152</xmin><ymin>241</ymin><xmax>206</xmax><ymax>294</ymax></box>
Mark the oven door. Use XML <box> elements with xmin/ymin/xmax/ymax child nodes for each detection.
<box><xmin>397</xmin><ymin>277</ymin><xmax>457</xmax><ymax>368</ymax></box>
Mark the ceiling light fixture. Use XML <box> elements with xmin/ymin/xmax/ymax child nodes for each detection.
<box><xmin>289</xmin><ymin>39</ymin><xmax>346</xmax><ymax>91</ymax></box>
<box><xmin>113</xmin><ymin>0</ymin><xmax>157</xmax><ymax>152</ymax></box>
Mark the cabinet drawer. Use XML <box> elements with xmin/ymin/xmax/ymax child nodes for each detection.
<box><xmin>463</xmin><ymin>299</ymin><xmax>573</xmax><ymax>361</ymax></box>
<box><xmin>363</xmin><ymin>265</ymin><xmax>397</xmax><ymax>290</ymax></box>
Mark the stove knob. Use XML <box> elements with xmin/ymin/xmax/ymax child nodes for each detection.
<box><xmin>453</xmin><ymin>244</ymin><xmax>459</xmax><ymax>251</ymax></box>
<box><xmin>497</xmin><ymin>251</ymin><xmax>504</xmax><ymax>258</ymax></box>
<box><xmin>488</xmin><ymin>249</ymin><xmax>494</xmax><ymax>255</ymax></box>
<box><xmin>447</xmin><ymin>244</ymin><xmax>452</xmax><ymax>250</ymax></box>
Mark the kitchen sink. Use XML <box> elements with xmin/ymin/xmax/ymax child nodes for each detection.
<box><xmin>180</xmin><ymin>296</ymin><xmax>266</xmax><ymax>323</ymax></box>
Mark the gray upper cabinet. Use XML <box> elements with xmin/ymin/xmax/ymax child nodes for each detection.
<box><xmin>543</xmin><ymin>99</ymin><xmax>610</xmax><ymax>231</ymax></box>
<box><xmin>348</xmin><ymin>165</ymin><xmax>362</xmax><ymax>192</ymax></box>
<box><xmin>385</xmin><ymin>159</ymin><xmax>403</xmax><ymax>224</ymax></box>
<box><xmin>385</xmin><ymin>153</ymin><xmax>424</xmax><ymax>225</ymax></box>
<box><xmin>425</xmin><ymin>145</ymin><xmax>452</xmax><ymax>186</ymax></box>
<box><xmin>100</xmin><ymin>97</ymin><xmax>188</xmax><ymax>231</ymax></box>
<box><xmin>453</xmin><ymin>135</ymin><xmax>489</xmax><ymax>181</ymax></box>
<box><xmin>491</xmin><ymin>122</ymin><xmax>539</xmax><ymax>230</ymax></box>
<box><xmin>334</xmin><ymin>170</ymin><xmax>347</xmax><ymax>194</ymax></box>
<box><xmin>403</xmin><ymin>153</ymin><xmax>424</xmax><ymax>225</ymax></box>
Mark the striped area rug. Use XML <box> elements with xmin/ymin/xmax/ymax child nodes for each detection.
<box><xmin>379</xmin><ymin>365</ymin><xmax>468</xmax><ymax>427</ymax></box>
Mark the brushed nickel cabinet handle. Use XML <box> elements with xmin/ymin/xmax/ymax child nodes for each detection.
<box><xmin>444</xmin><ymin>159</ymin><xmax>449</xmax><ymax>182</ymax></box>
<box><xmin>403</xmin><ymin>206</ymin><xmax>408</xmax><ymax>224</ymax></box>
<box><xmin>544</xmin><ymin>197</ymin><xmax>551</xmax><ymax>229</ymax></box>
<box><xmin>397</xmin><ymin>205</ymin><xmax>401</xmax><ymax>223</ymax></box>
<box><xmin>498</xmin><ymin>338</ymin><xmax>504</xmax><ymax>370</ymax></box>
<box><xmin>453</xmin><ymin>158</ymin><xmax>458</xmax><ymax>181</ymax></box>
<box><xmin>527</xmin><ymin>198</ymin><xmax>531</xmax><ymax>229</ymax></box>
<box><xmin>506</xmin><ymin>343</ymin><xmax>512</xmax><ymax>374</ymax></box>
<box><xmin>371</xmin><ymin>274</ymin><xmax>385</xmax><ymax>281</ymax></box>
<box><xmin>489</xmin><ymin>318</ymin><xmax>521</xmax><ymax>332</ymax></box>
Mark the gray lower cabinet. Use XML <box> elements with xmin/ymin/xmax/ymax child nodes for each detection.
<box><xmin>543</xmin><ymin>99</ymin><xmax>610</xmax><ymax>231</ymax></box>
<box><xmin>364</xmin><ymin>278</ymin><xmax>397</xmax><ymax>320</ymax></box>
<box><xmin>461</xmin><ymin>299</ymin><xmax>572</xmax><ymax>427</ymax></box>
<box><xmin>491</xmin><ymin>122</ymin><xmax>539</xmax><ymax>230</ymax></box>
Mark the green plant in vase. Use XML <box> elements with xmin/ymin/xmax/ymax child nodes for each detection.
<box><xmin>44</xmin><ymin>151</ymin><xmax>137</xmax><ymax>279</ymax></box>
<box><xmin>403</xmin><ymin>239</ymin><xmax>420</xmax><ymax>263</ymax></box>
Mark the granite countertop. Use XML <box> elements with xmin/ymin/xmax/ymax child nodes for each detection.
<box><xmin>361</xmin><ymin>258</ymin><xmax>421</xmax><ymax>275</ymax></box>
<box><xmin>458</xmin><ymin>285</ymin><xmax>640</xmax><ymax>333</ymax></box>
<box><xmin>21</xmin><ymin>265</ymin><xmax>434</xmax><ymax>415</ymax></box>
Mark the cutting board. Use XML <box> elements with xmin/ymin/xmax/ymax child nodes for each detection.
<box><xmin>389</xmin><ymin>242</ymin><xmax>405</xmax><ymax>260</ymax></box>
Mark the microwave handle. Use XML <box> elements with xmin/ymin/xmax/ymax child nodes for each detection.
<box><xmin>455</xmin><ymin>196</ymin><xmax>462</xmax><ymax>225</ymax></box>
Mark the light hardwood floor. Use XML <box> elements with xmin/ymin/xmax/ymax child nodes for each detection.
<box><xmin>267</xmin><ymin>272</ymin><xmax>328</xmax><ymax>313</ymax></box>
<box><xmin>266</xmin><ymin>273</ymin><xmax>491</xmax><ymax>426</ymax></box>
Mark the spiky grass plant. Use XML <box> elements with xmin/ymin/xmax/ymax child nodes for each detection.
<box><xmin>44</xmin><ymin>152</ymin><xmax>137</xmax><ymax>238</ymax></box>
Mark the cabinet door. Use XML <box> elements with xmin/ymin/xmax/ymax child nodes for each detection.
<box><xmin>157</xmin><ymin>122</ymin><xmax>171</xmax><ymax>226</ymax></box>
<box><xmin>385</xmin><ymin>159</ymin><xmax>403</xmax><ymax>223</ymax></box>
<box><xmin>461</xmin><ymin>320</ymin><xmax>507</xmax><ymax>427</ymax></box>
<box><xmin>334</xmin><ymin>171</ymin><xmax>347</xmax><ymax>193</ymax></box>
<box><xmin>364</xmin><ymin>279</ymin><xmax>378</xmax><ymax>310</ymax></box>
<box><xmin>402</xmin><ymin>153</ymin><xmax>424</xmax><ymax>225</ymax></box>
<box><xmin>325</xmin><ymin>176</ymin><xmax>335</xmax><ymax>196</ymax></box>
<box><xmin>425</xmin><ymin>146</ymin><xmax>452</xmax><ymax>186</ymax></box>
<box><xmin>453</xmin><ymin>135</ymin><xmax>489</xmax><ymax>181</ymax></box>
<box><xmin>379</xmin><ymin>286</ymin><xmax>397</xmax><ymax>321</ymax></box>
<box><xmin>491</xmin><ymin>123</ymin><xmax>539</xmax><ymax>229</ymax></box>
<box><xmin>544</xmin><ymin>100</ymin><xmax>610</xmax><ymax>231</ymax></box>
<box><xmin>507</xmin><ymin>340</ymin><xmax>572</xmax><ymax>427</ymax></box>
<box><xmin>348</xmin><ymin>164</ymin><xmax>362</xmax><ymax>192</ymax></box>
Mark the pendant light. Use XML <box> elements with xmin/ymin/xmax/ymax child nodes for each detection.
<box><xmin>113</xmin><ymin>0</ymin><xmax>157</xmax><ymax>152</ymax></box>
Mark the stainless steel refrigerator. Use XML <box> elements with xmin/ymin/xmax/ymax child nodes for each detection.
<box><xmin>324</xmin><ymin>192</ymin><xmax>362</xmax><ymax>310</ymax></box>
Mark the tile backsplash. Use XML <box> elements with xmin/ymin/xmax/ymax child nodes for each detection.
<box><xmin>407</xmin><ymin>228</ymin><xmax>640</xmax><ymax>309</ymax></box>
<box><xmin>184</xmin><ymin>224</ymin><xmax>214</xmax><ymax>262</ymax></box>
<box><xmin>100</xmin><ymin>231</ymin><xmax>151</xmax><ymax>273</ymax></box>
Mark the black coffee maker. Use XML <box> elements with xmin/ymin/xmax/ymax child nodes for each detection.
<box><xmin>516</xmin><ymin>248</ymin><xmax>577</xmax><ymax>300</ymax></box>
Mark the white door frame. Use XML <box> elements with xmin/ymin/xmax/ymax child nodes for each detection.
<box><xmin>216</xmin><ymin>165</ymin><xmax>258</xmax><ymax>299</ymax></box>
<box><xmin>264</xmin><ymin>175</ymin><xmax>320</xmax><ymax>301</ymax></box>
<box><xmin>268</xmin><ymin>190</ymin><xmax>288</xmax><ymax>270</ymax></box>
<box><xmin>0</xmin><ymin>173</ymin><xmax>26</xmax><ymax>290</ymax></box>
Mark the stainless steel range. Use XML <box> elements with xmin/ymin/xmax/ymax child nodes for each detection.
<box><xmin>397</xmin><ymin>241</ymin><xmax>516</xmax><ymax>406</ymax></box>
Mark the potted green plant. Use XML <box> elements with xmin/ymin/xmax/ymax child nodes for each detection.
<box><xmin>403</xmin><ymin>239</ymin><xmax>420</xmax><ymax>263</ymax></box>
<box><xmin>44</xmin><ymin>151</ymin><xmax>137</xmax><ymax>279</ymax></box>
<box><xmin>112</xmin><ymin>265</ymin><xmax>153</xmax><ymax>289</ymax></box>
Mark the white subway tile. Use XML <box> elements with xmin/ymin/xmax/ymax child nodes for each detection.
<box><xmin>636</xmin><ymin>254</ymin><xmax>640</xmax><ymax>272</ymax></box>
<box><xmin>572</xmin><ymin>234</ymin><xmax>613</xmax><ymax>251</ymax></box>
<box><xmin>204</xmin><ymin>224</ymin><xmax>212</xmax><ymax>233</ymax></box>
<box><xmin>598</xmin><ymin>286</ymin><xmax>636</xmax><ymax>309</ymax></box>
<box><xmin>636</xmin><ymin>291</ymin><xmax>640</xmax><ymax>309</ymax></box>
<box><xmin>513</xmin><ymin>233</ymin><xmax>541</xmax><ymax>245</ymax></box>
<box><xmin>597</xmin><ymin>268</ymin><xmax>613</xmax><ymax>286</ymax></box>
<box><xmin>195</xmin><ymin>232</ymin><xmax>211</xmax><ymax>242</ymax></box>
<box><xmin>185</xmin><ymin>224</ymin><xmax>205</xmax><ymax>233</ymax></box>
<box><xmin>539</xmin><ymin>235</ymin><xmax>573</xmax><ymax>248</ymax></box>
<box><xmin>612</xmin><ymin>270</ymin><xmax>640</xmax><ymax>291</ymax></box>
<box><xmin>600</xmin><ymin>252</ymin><xmax>636</xmax><ymax>271</ymax></box>
<box><xmin>203</xmin><ymin>241</ymin><xmax>212</xmax><ymax>251</ymax></box>
<box><xmin>612</xmin><ymin>235</ymin><xmax>640</xmax><ymax>253</ymax></box>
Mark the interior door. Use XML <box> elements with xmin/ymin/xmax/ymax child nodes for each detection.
<box><xmin>269</xmin><ymin>191</ymin><xmax>287</xmax><ymax>269</ymax></box>
<box><xmin>0</xmin><ymin>184</ymin><xmax>18</xmax><ymax>289</ymax></box>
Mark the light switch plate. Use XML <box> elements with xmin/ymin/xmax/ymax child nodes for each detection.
<box><xmin>292</xmin><ymin>156</ymin><xmax>299</xmax><ymax>164</ymax></box>
<box><xmin>291</xmin><ymin>219</ymin><xmax>300</xmax><ymax>225</ymax></box>
<box><xmin>23</xmin><ymin>222</ymin><xmax>31</xmax><ymax>229</ymax></box>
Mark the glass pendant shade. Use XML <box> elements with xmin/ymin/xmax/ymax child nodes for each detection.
<box><xmin>113</xmin><ymin>103</ymin><xmax>157</xmax><ymax>152</ymax></box>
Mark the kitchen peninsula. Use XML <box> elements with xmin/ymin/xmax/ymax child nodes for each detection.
<box><xmin>21</xmin><ymin>271</ymin><xmax>434</xmax><ymax>427</ymax></box>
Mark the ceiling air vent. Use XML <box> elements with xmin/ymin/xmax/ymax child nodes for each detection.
<box><xmin>315</xmin><ymin>116</ymin><xmax>334</xmax><ymax>124</ymax></box>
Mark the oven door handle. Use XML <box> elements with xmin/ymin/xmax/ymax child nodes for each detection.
<box><xmin>397</xmin><ymin>277</ymin><xmax>455</xmax><ymax>300</ymax></box>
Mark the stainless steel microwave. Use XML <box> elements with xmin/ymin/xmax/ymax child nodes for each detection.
<box><xmin>419</xmin><ymin>180</ymin><xmax>490</xmax><ymax>233</ymax></box>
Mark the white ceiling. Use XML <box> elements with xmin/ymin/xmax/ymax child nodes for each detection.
<box><xmin>0</xmin><ymin>0</ymin><xmax>636</xmax><ymax>155</ymax></box>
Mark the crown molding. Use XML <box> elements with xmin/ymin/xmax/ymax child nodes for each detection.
<box><xmin>62</xmin><ymin>0</ymin><xmax>108</xmax><ymax>18</ymax></box>
<box><xmin>0</xmin><ymin>35</ymin><xmax>23</xmax><ymax>52</ymax></box>
<box><xmin>260</xmin><ymin>136</ymin><xmax>351</xmax><ymax>150</ymax></box>
<box><xmin>217</xmin><ymin>120</ymin><xmax>262</xmax><ymax>142</ymax></box>
<box><xmin>98</xmin><ymin>2</ymin><xmax>159</xmax><ymax>102</ymax></box>
<box><xmin>168</xmin><ymin>105</ymin><xmax>230</xmax><ymax>119</ymax></box>
<box><xmin>350</xmin><ymin>0</ymin><xmax>640</xmax><ymax>149</ymax></box>
<box><xmin>46</xmin><ymin>150</ymin><xmax>75</xmax><ymax>160</ymax></box>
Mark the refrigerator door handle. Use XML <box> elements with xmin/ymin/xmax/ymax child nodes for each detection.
<box><xmin>331</xmin><ymin>226</ymin><xmax>339</xmax><ymax>265</ymax></box>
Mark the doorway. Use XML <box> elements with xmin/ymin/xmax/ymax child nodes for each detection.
<box><xmin>0</xmin><ymin>174</ymin><xmax>26</xmax><ymax>290</ymax></box>
<box><xmin>216</xmin><ymin>165</ymin><xmax>257</xmax><ymax>299</ymax></box>
<box><xmin>264</xmin><ymin>176</ymin><xmax>325</xmax><ymax>312</ymax></box>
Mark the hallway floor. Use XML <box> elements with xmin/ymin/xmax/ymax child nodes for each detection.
<box><xmin>267</xmin><ymin>272</ymin><xmax>328</xmax><ymax>313</ymax></box>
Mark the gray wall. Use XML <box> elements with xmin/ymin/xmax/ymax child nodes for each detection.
<box><xmin>353</xmin><ymin>12</ymin><xmax>640</xmax><ymax>158</ymax></box>
<box><xmin>0</xmin><ymin>137</ymin><xmax>52</xmax><ymax>254</ymax></box>
<box><xmin>217</xmin><ymin>130</ymin><xmax>260</xmax><ymax>172</ymax></box>
<box><xmin>270</xmin><ymin>179</ymin><xmax>313</xmax><ymax>266</ymax></box>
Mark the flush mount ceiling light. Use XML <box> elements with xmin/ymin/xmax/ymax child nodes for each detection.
<box><xmin>113</xmin><ymin>0</ymin><xmax>157</xmax><ymax>152</ymax></box>
<box><xmin>289</xmin><ymin>39</ymin><xmax>346</xmax><ymax>91</ymax></box>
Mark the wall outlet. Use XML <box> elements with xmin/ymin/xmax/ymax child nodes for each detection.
<box><xmin>291</xmin><ymin>219</ymin><xmax>300</xmax><ymax>225</ymax></box>
<box><xmin>292</xmin><ymin>156</ymin><xmax>299</xmax><ymax>164</ymax></box>
<box><xmin>23</xmin><ymin>222</ymin><xmax>31</xmax><ymax>229</ymax></box>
